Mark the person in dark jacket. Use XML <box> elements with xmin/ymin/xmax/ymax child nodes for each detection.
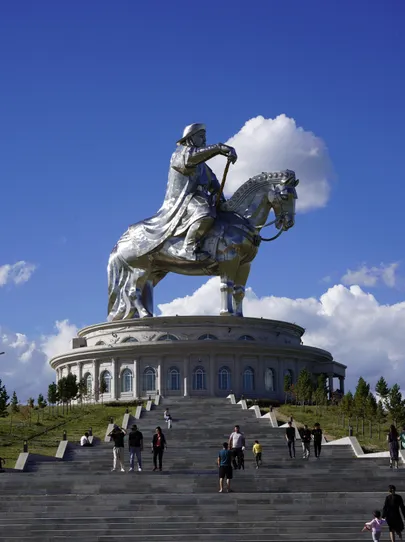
<box><xmin>285</xmin><ymin>421</ymin><xmax>296</xmax><ymax>458</ymax></box>
<box><xmin>312</xmin><ymin>423</ymin><xmax>323</xmax><ymax>458</ymax></box>
<box><xmin>128</xmin><ymin>424</ymin><xmax>143</xmax><ymax>472</ymax></box>
<box><xmin>152</xmin><ymin>426</ymin><xmax>167</xmax><ymax>471</ymax></box>
<box><xmin>300</xmin><ymin>424</ymin><xmax>312</xmax><ymax>459</ymax></box>
<box><xmin>382</xmin><ymin>485</ymin><xmax>405</xmax><ymax>541</ymax></box>
<box><xmin>108</xmin><ymin>424</ymin><xmax>127</xmax><ymax>472</ymax></box>
<box><xmin>388</xmin><ymin>425</ymin><xmax>400</xmax><ymax>469</ymax></box>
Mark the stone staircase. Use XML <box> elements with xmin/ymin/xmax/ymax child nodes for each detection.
<box><xmin>0</xmin><ymin>396</ymin><xmax>402</xmax><ymax>541</ymax></box>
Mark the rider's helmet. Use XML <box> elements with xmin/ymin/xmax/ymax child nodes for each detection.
<box><xmin>176</xmin><ymin>123</ymin><xmax>206</xmax><ymax>145</ymax></box>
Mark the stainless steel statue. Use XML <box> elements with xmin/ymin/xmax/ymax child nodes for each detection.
<box><xmin>108</xmin><ymin>124</ymin><xmax>299</xmax><ymax>321</ymax></box>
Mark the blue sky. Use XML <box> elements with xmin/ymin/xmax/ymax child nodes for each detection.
<box><xmin>1</xmin><ymin>1</ymin><xmax>405</xmax><ymax>396</ymax></box>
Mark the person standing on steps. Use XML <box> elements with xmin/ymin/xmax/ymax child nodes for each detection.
<box><xmin>382</xmin><ymin>485</ymin><xmax>405</xmax><ymax>541</ymax></box>
<box><xmin>217</xmin><ymin>442</ymin><xmax>233</xmax><ymax>493</ymax></box>
<box><xmin>128</xmin><ymin>424</ymin><xmax>143</xmax><ymax>472</ymax></box>
<box><xmin>300</xmin><ymin>424</ymin><xmax>312</xmax><ymax>459</ymax></box>
<box><xmin>252</xmin><ymin>440</ymin><xmax>262</xmax><ymax>469</ymax></box>
<box><xmin>108</xmin><ymin>424</ymin><xmax>127</xmax><ymax>472</ymax></box>
<box><xmin>152</xmin><ymin>426</ymin><xmax>167</xmax><ymax>471</ymax></box>
<box><xmin>312</xmin><ymin>423</ymin><xmax>323</xmax><ymax>459</ymax></box>
<box><xmin>399</xmin><ymin>425</ymin><xmax>405</xmax><ymax>451</ymax></box>
<box><xmin>388</xmin><ymin>425</ymin><xmax>400</xmax><ymax>469</ymax></box>
<box><xmin>285</xmin><ymin>421</ymin><xmax>296</xmax><ymax>459</ymax></box>
<box><xmin>229</xmin><ymin>425</ymin><xmax>245</xmax><ymax>470</ymax></box>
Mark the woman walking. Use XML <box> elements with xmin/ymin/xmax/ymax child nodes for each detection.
<box><xmin>382</xmin><ymin>485</ymin><xmax>405</xmax><ymax>541</ymax></box>
<box><xmin>388</xmin><ymin>425</ymin><xmax>400</xmax><ymax>469</ymax></box>
<box><xmin>152</xmin><ymin>426</ymin><xmax>167</xmax><ymax>471</ymax></box>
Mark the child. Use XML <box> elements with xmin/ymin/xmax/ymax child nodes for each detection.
<box><xmin>167</xmin><ymin>414</ymin><xmax>173</xmax><ymax>429</ymax></box>
<box><xmin>252</xmin><ymin>440</ymin><xmax>262</xmax><ymax>469</ymax></box>
<box><xmin>362</xmin><ymin>510</ymin><xmax>386</xmax><ymax>541</ymax></box>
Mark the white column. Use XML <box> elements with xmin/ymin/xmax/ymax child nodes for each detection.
<box><xmin>111</xmin><ymin>358</ymin><xmax>117</xmax><ymax>400</ymax></box>
<box><xmin>93</xmin><ymin>359</ymin><xmax>99</xmax><ymax>401</ymax></box>
<box><xmin>67</xmin><ymin>365</ymin><xmax>72</xmax><ymax>374</ymax></box>
<box><xmin>78</xmin><ymin>362</ymin><xmax>83</xmax><ymax>382</ymax></box>
<box><xmin>157</xmin><ymin>361</ymin><xmax>162</xmax><ymax>396</ymax></box>
<box><xmin>133</xmin><ymin>359</ymin><xmax>138</xmax><ymax>399</ymax></box>
<box><xmin>328</xmin><ymin>374</ymin><xmax>334</xmax><ymax>399</ymax></box>
<box><xmin>183</xmin><ymin>356</ymin><xmax>189</xmax><ymax>397</ymax></box>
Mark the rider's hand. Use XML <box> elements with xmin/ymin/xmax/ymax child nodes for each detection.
<box><xmin>219</xmin><ymin>144</ymin><xmax>238</xmax><ymax>164</ymax></box>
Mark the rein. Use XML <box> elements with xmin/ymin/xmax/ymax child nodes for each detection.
<box><xmin>256</xmin><ymin>213</ymin><xmax>287</xmax><ymax>242</ymax></box>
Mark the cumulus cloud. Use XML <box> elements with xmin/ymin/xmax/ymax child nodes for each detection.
<box><xmin>0</xmin><ymin>261</ymin><xmax>36</xmax><ymax>287</ymax></box>
<box><xmin>0</xmin><ymin>320</ymin><xmax>78</xmax><ymax>401</ymax></box>
<box><xmin>341</xmin><ymin>262</ymin><xmax>399</xmax><ymax>288</ymax></box>
<box><xmin>159</xmin><ymin>277</ymin><xmax>405</xmax><ymax>392</ymax></box>
<box><xmin>209</xmin><ymin>115</ymin><xmax>333</xmax><ymax>212</ymax></box>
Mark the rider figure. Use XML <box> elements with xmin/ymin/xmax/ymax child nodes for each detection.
<box><xmin>171</xmin><ymin>124</ymin><xmax>237</xmax><ymax>261</ymax></box>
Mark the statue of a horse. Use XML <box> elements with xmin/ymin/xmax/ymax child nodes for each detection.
<box><xmin>107</xmin><ymin>170</ymin><xmax>299</xmax><ymax>321</ymax></box>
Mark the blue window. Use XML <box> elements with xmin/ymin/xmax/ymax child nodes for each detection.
<box><xmin>192</xmin><ymin>366</ymin><xmax>207</xmax><ymax>391</ymax></box>
<box><xmin>243</xmin><ymin>367</ymin><xmax>255</xmax><ymax>391</ymax></box>
<box><xmin>168</xmin><ymin>367</ymin><xmax>180</xmax><ymax>391</ymax></box>
<box><xmin>121</xmin><ymin>368</ymin><xmax>133</xmax><ymax>392</ymax></box>
<box><xmin>218</xmin><ymin>367</ymin><xmax>231</xmax><ymax>391</ymax></box>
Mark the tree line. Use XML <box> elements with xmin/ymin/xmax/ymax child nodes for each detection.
<box><xmin>0</xmin><ymin>373</ymin><xmax>108</xmax><ymax>417</ymax></box>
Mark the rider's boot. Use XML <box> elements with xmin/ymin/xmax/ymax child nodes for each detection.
<box><xmin>177</xmin><ymin>218</ymin><xmax>213</xmax><ymax>261</ymax></box>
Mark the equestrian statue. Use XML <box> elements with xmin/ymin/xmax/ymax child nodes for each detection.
<box><xmin>107</xmin><ymin>123</ymin><xmax>299</xmax><ymax>321</ymax></box>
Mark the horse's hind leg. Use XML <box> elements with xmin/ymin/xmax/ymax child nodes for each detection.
<box><xmin>127</xmin><ymin>268</ymin><xmax>152</xmax><ymax>319</ymax></box>
<box><xmin>233</xmin><ymin>263</ymin><xmax>251</xmax><ymax>317</ymax></box>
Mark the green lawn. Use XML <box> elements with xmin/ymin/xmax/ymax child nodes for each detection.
<box><xmin>277</xmin><ymin>404</ymin><xmax>391</xmax><ymax>452</ymax></box>
<box><xmin>0</xmin><ymin>403</ymin><xmax>138</xmax><ymax>466</ymax></box>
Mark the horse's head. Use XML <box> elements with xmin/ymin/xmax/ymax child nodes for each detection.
<box><xmin>268</xmin><ymin>170</ymin><xmax>299</xmax><ymax>231</ymax></box>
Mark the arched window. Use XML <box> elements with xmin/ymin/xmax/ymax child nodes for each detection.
<box><xmin>143</xmin><ymin>367</ymin><xmax>156</xmax><ymax>391</ymax></box>
<box><xmin>95</xmin><ymin>341</ymin><xmax>105</xmax><ymax>346</ymax></box>
<box><xmin>168</xmin><ymin>367</ymin><xmax>180</xmax><ymax>391</ymax></box>
<box><xmin>218</xmin><ymin>366</ymin><xmax>231</xmax><ymax>391</ymax></box>
<box><xmin>121</xmin><ymin>368</ymin><xmax>133</xmax><ymax>393</ymax></box>
<box><xmin>243</xmin><ymin>367</ymin><xmax>255</xmax><ymax>391</ymax></box>
<box><xmin>100</xmin><ymin>371</ymin><xmax>112</xmax><ymax>394</ymax></box>
<box><xmin>85</xmin><ymin>373</ymin><xmax>92</xmax><ymax>394</ymax></box>
<box><xmin>198</xmin><ymin>334</ymin><xmax>218</xmax><ymax>340</ymax></box>
<box><xmin>122</xmin><ymin>336</ymin><xmax>138</xmax><ymax>343</ymax></box>
<box><xmin>238</xmin><ymin>335</ymin><xmax>255</xmax><ymax>341</ymax></box>
<box><xmin>192</xmin><ymin>366</ymin><xmax>207</xmax><ymax>391</ymax></box>
<box><xmin>284</xmin><ymin>368</ymin><xmax>294</xmax><ymax>383</ymax></box>
<box><xmin>265</xmin><ymin>368</ymin><xmax>276</xmax><ymax>392</ymax></box>
<box><xmin>157</xmin><ymin>334</ymin><xmax>179</xmax><ymax>341</ymax></box>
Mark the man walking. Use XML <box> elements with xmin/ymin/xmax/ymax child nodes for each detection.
<box><xmin>217</xmin><ymin>442</ymin><xmax>233</xmax><ymax>493</ymax></box>
<box><xmin>285</xmin><ymin>421</ymin><xmax>296</xmax><ymax>459</ymax></box>
<box><xmin>108</xmin><ymin>424</ymin><xmax>127</xmax><ymax>472</ymax></box>
<box><xmin>301</xmin><ymin>424</ymin><xmax>312</xmax><ymax>459</ymax></box>
<box><xmin>229</xmin><ymin>425</ymin><xmax>245</xmax><ymax>470</ymax></box>
<box><xmin>312</xmin><ymin>422</ymin><xmax>323</xmax><ymax>458</ymax></box>
<box><xmin>128</xmin><ymin>424</ymin><xmax>143</xmax><ymax>472</ymax></box>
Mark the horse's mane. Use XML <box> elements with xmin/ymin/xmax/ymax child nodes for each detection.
<box><xmin>223</xmin><ymin>170</ymin><xmax>293</xmax><ymax>213</ymax></box>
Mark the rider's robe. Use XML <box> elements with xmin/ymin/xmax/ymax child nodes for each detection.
<box><xmin>128</xmin><ymin>145</ymin><xmax>222</xmax><ymax>257</ymax></box>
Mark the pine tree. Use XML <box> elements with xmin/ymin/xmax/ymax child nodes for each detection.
<box><xmin>77</xmin><ymin>378</ymin><xmax>88</xmax><ymax>405</ymax></box>
<box><xmin>99</xmin><ymin>375</ymin><xmax>107</xmax><ymax>404</ymax></box>
<box><xmin>57</xmin><ymin>377</ymin><xmax>68</xmax><ymax>414</ymax></box>
<box><xmin>365</xmin><ymin>393</ymin><xmax>377</xmax><ymax>438</ymax></box>
<box><xmin>37</xmin><ymin>393</ymin><xmax>47</xmax><ymax>409</ymax></box>
<box><xmin>10</xmin><ymin>391</ymin><xmax>19</xmax><ymax>413</ymax></box>
<box><xmin>296</xmin><ymin>368</ymin><xmax>313</xmax><ymax>410</ymax></box>
<box><xmin>376</xmin><ymin>400</ymin><xmax>386</xmax><ymax>439</ymax></box>
<box><xmin>375</xmin><ymin>376</ymin><xmax>390</xmax><ymax>400</ymax></box>
<box><xmin>65</xmin><ymin>373</ymin><xmax>78</xmax><ymax>411</ymax></box>
<box><xmin>341</xmin><ymin>391</ymin><xmax>354</xmax><ymax>429</ymax></box>
<box><xmin>47</xmin><ymin>382</ymin><xmax>58</xmax><ymax>416</ymax></box>
<box><xmin>27</xmin><ymin>397</ymin><xmax>35</xmax><ymax>408</ymax></box>
<box><xmin>385</xmin><ymin>384</ymin><xmax>405</xmax><ymax>426</ymax></box>
<box><xmin>0</xmin><ymin>379</ymin><xmax>10</xmax><ymax>417</ymax></box>
<box><xmin>353</xmin><ymin>377</ymin><xmax>370</xmax><ymax>434</ymax></box>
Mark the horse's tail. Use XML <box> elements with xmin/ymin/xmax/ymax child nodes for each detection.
<box><xmin>107</xmin><ymin>251</ymin><xmax>128</xmax><ymax>320</ymax></box>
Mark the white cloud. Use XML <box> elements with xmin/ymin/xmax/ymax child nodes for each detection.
<box><xmin>159</xmin><ymin>277</ymin><xmax>405</xmax><ymax>392</ymax></box>
<box><xmin>0</xmin><ymin>320</ymin><xmax>78</xmax><ymax>401</ymax></box>
<box><xmin>341</xmin><ymin>262</ymin><xmax>399</xmax><ymax>288</ymax></box>
<box><xmin>210</xmin><ymin>114</ymin><xmax>333</xmax><ymax>212</ymax></box>
<box><xmin>40</xmin><ymin>320</ymin><xmax>79</xmax><ymax>360</ymax></box>
<box><xmin>0</xmin><ymin>261</ymin><xmax>36</xmax><ymax>287</ymax></box>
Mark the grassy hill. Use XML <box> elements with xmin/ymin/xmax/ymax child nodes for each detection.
<box><xmin>277</xmin><ymin>404</ymin><xmax>394</xmax><ymax>452</ymax></box>
<box><xmin>0</xmin><ymin>403</ymin><xmax>137</xmax><ymax>466</ymax></box>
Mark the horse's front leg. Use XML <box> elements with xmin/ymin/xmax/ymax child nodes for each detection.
<box><xmin>220</xmin><ymin>275</ymin><xmax>234</xmax><ymax>315</ymax></box>
<box><xmin>233</xmin><ymin>263</ymin><xmax>251</xmax><ymax>317</ymax></box>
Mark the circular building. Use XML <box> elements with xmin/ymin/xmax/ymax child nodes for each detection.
<box><xmin>49</xmin><ymin>316</ymin><xmax>346</xmax><ymax>402</ymax></box>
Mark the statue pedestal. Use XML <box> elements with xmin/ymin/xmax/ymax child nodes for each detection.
<box><xmin>49</xmin><ymin>315</ymin><xmax>345</xmax><ymax>402</ymax></box>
